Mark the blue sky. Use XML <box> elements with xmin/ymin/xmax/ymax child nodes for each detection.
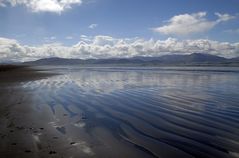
<box><xmin>0</xmin><ymin>0</ymin><xmax>239</xmax><ymax>61</ymax></box>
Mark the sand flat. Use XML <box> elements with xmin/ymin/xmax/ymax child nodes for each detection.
<box><xmin>1</xmin><ymin>66</ymin><xmax>239</xmax><ymax>158</ymax></box>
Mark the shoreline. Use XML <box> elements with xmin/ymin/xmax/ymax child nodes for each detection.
<box><xmin>1</xmin><ymin>65</ymin><xmax>239</xmax><ymax>158</ymax></box>
<box><xmin>0</xmin><ymin>66</ymin><xmax>149</xmax><ymax>158</ymax></box>
<box><xmin>0</xmin><ymin>65</ymin><xmax>56</xmax><ymax>83</ymax></box>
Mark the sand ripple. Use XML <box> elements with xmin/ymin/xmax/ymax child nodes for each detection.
<box><xmin>19</xmin><ymin>66</ymin><xmax>239</xmax><ymax>158</ymax></box>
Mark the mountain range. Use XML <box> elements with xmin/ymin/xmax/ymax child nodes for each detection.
<box><xmin>24</xmin><ymin>53</ymin><xmax>239</xmax><ymax>66</ymax></box>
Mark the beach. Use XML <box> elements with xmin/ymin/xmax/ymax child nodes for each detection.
<box><xmin>0</xmin><ymin>66</ymin><xmax>152</xmax><ymax>158</ymax></box>
<box><xmin>1</xmin><ymin>66</ymin><xmax>239</xmax><ymax>158</ymax></box>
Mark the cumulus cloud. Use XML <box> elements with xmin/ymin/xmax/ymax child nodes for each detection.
<box><xmin>0</xmin><ymin>0</ymin><xmax>83</xmax><ymax>13</ymax></box>
<box><xmin>88</xmin><ymin>24</ymin><xmax>98</xmax><ymax>29</ymax></box>
<box><xmin>152</xmin><ymin>12</ymin><xmax>236</xmax><ymax>36</ymax></box>
<box><xmin>0</xmin><ymin>36</ymin><xmax>239</xmax><ymax>62</ymax></box>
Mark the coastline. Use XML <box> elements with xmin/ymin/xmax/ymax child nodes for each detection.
<box><xmin>0</xmin><ymin>65</ymin><xmax>56</xmax><ymax>83</ymax></box>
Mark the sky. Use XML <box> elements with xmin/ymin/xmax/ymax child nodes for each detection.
<box><xmin>0</xmin><ymin>0</ymin><xmax>239</xmax><ymax>61</ymax></box>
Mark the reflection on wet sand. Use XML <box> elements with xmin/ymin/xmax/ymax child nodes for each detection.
<box><xmin>1</xmin><ymin>66</ymin><xmax>239</xmax><ymax>158</ymax></box>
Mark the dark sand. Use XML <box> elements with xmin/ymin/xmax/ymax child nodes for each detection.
<box><xmin>0</xmin><ymin>65</ymin><xmax>152</xmax><ymax>158</ymax></box>
<box><xmin>0</xmin><ymin>65</ymin><xmax>60</xmax><ymax>157</ymax></box>
<box><xmin>0</xmin><ymin>65</ymin><xmax>54</xmax><ymax>83</ymax></box>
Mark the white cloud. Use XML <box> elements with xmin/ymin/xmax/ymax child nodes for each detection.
<box><xmin>0</xmin><ymin>1</ymin><xmax>7</xmax><ymax>7</ymax></box>
<box><xmin>88</xmin><ymin>24</ymin><xmax>98</xmax><ymax>29</ymax></box>
<box><xmin>0</xmin><ymin>0</ymin><xmax>83</xmax><ymax>13</ymax></box>
<box><xmin>153</xmin><ymin>12</ymin><xmax>236</xmax><ymax>36</ymax></box>
<box><xmin>215</xmin><ymin>12</ymin><xmax>235</xmax><ymax>22</ymax></box>
<box><xmin>0</xmin><ymin>36</ymin><xmax>239</xmax><ymax>62</ymax></box>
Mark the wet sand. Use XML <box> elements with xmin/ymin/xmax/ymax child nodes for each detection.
<box><xmin>0</xmin><ymin>65</ymin><xmax>55</xmax><ymax>83</ymax></box>
<box><xmin>1</xmin><ymin>66</ymin><xmax>239</xmax><ymax>158</ymax></box>
<box><xmin>0</xmin><ymin>66</ymin><xmax>154</xmax><ymax>158</ymax></box>
<box><xmin>0</xmin><ymin>65</ymin><xmax>61</xmax><ymax>157</ymax></box>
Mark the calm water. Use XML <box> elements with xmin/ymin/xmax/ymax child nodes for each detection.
<box><xmin>21</xmin><ymin>66</ymin><xmax>239</xmax><ymax>158</ymax></box>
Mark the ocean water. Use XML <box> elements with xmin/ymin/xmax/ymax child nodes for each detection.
<box><xmin>21</xmin><ymin>66</ymin><xmax>239</xmax><ymax>158</ymax></box>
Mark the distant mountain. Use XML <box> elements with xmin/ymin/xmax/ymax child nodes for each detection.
<box><xmin>25</xmin><ymin>57</ymin><xmax>84</xmax><ymax>65</ymax></box>
<box><xmin>229</xmin><ymin>57</ymin><xmax>239</xmax><ymax>62</ymax></box>
<box><xmin>24</xmin><ymin>53</ymin><xmax>239</xmax><ymax>66</ymax></box>
<box><xmin>155</xmin><ymin>53</ymin><xmax>227</xmax><ymax>64</ymax></box>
